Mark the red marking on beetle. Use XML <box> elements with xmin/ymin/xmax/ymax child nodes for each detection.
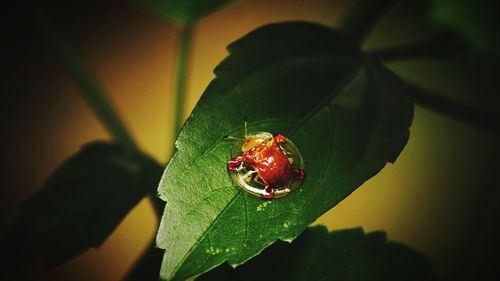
<box><xmin>227</xmin><ymin>129</ymin><xmax>305</xmax><ymax>199</ymax></box>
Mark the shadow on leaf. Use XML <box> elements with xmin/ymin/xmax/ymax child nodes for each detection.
<box><xmin>198</xmin><ymin>225</ymin><xmax>434</xmax><ymax>281</ymax></box>
<box><xmin>0</xmin><ymin>142</ymin><xmax>163</xmax><ymax>276</ymax></box>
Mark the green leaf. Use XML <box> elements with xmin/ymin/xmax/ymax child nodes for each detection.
<box><xmin>156</xmin><ymin>21</ymin><xmax>413</xmax><ymax>280</ymax></box>
<box><xmin>198</xmin><ymin>225</ymin><xmax>434</xmax><ymax>281</ymax></box>
<box><xmin>428</xmin><ymin>0</ymin><xmax>500</xmax><ymax>55</ymax></box>
<box><xmin>139</xmin><ymin>0</ymin><xmax>235</xmax><ymax>24</ymax></box>
<box><xmin>2</xmin><ymin>142</ymin><xmax>162</xmax><ymax>269</ymax></box>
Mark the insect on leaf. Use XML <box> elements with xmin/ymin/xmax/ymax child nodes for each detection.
<box><xmin>198</xmin><ymin>225</ymin><xmax>434</xmax><ymax>281</ymax></box>
<box><xmin>156</xmin><ymin>21</ymin><xmax>414</xmax><ymax>280</ymax></box>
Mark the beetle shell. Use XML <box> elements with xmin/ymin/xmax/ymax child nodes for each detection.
<box><xmin>227</xmin><ymin>132</ymin><xmax>305</xmax><ymax>199</ymax></box>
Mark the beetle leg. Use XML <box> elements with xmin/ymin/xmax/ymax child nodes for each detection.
<box><xmin>275</xmin><ymin>134</ymin><xmax>287</xmax><ymax>144</ymax></box>
<box><xmin>253</xmin><ymin>173</ymin><xmax>265</xmax><ymax>186</ymax></box>
<box><xmin>245</xmin><ymin>170</ymin><xmax>259</xmax><ymax>183</ymax></box>
<box><xmin>261</xmin><ymin>178</ymin><xmax>275</xmax><ymax>199</ymax></box>
<box><xmin>242</xmin><ymin>170</ymin><xmax>257</xmax><ymax>183</ymax></box>
<box><xmin>293</xmin><ymin>168</ymin><xmax>305</xmax><ymax>180</ymax></box>
<box><xmin>227</xmin><ymin>156</ymin><xmax>244</xmax><ymax>171</ymax></box>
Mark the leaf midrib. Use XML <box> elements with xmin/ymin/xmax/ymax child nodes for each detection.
<box><xmin>174</xmin><ymin>52</ymin><xmax>361</xmax><ymax>165</ymax></box>
<box><xmin>169</xmin><ymin>189</ymin><xmax>243</xmax><ymax>279</ymax></box>
<box><xmin>167</xmin><ymin>52</ymin><xmax>365</xmax><ymax>280</ymax></box>
<box><xmin>287</xmin><ymin>66</ymin><xmax>363</xmax><ymax>137</ymax></box>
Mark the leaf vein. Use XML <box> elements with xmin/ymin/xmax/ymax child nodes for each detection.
<box><xmin>295</xmin><ymin>104</ymin><xmax>335</xmax><ymax>218</ymax></box>
<box><xmin>183</xmin><ymin>186</ymin><xmax>234</xmax><ymax>217</ymax></box>
<box><xmin>243</xmin><ymin>194</ymin><xmax>249</xmax><ymax>245</ymax></box>
<box><xmin>288</xmin><ymin>67</ymin><xmax>363</xmax><ymax>137</ymax></box>
<box><xmin>170</xmin><ymin>190</ymin><xmax>243</xmax><ymax>278</ymax></box>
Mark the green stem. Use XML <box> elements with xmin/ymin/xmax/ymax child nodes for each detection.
<box><xmin>39</xmin><ymin>11</ymin><xmax>167</xmax><ymax>231</ymax></box>
<box><xmin>339</xmin><ymin>0</ymin><xmax>395</xmax><ymax>45</ymax></box>
<box><xmin>125</xmin><ymin>24</ymin><xmax>196</xmax><ymax>280</ymax></box>
<box><xmin>404</xmin><ymin>81</ymin><xmax>500</xmax><ymax>134</ymax></box>
<box><xmin>367</xmin><ymin>32</ymin><xmax>464</xmax><ymax>61</ymax></box>
<box><xmin>171</xmin><ymin>23</ymin><xmax>194</xmax><ymax>151</ymax></box>
<box><xmin>39</xmin><ymin>12</ymin><xmax>138</xmax><ymax>152</ymax></box>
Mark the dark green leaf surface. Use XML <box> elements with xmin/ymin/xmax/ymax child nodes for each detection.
<box><xmin>428</xmin><ymin>0</ymin><xmax>500</xmax><ymax>55</ymax></box>
<box><xmin>156</xmin><ymin>21</ymin><xmax>413</xmax><ymax>280</ymax></box>
<box><xmin>199</xmin><ymin>225</ymin><xmax>434</xmax><ymax>281</ymax></box>
<box><xmin>139</xmin><ymin>0</ymin><xmax>234</xmax><ymax>24</ymax></box>
<box><xmin>1</xmin><ymin>142</ymin><xmax>162</xmax><ymax>269</ymax></box>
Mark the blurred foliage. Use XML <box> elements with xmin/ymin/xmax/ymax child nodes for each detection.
<box><xmin>136</xmin><ymin>0</ymin><xmax>235</xmax><ymax>24</ymax></box>
<box><xmin>1</xmin><ymin>142</ymin><xmax>162</xmax><ymax>272</ymax></box>
<box><xmin>2</xmin><ymin>0</ymin><xmax>498</xmax><ymax>280</ymax></box>
<box><xmin>199</xmin><ymin>225</ymin><xmax>434</xmax><ymax>281</ymax></box>
<box><xmin>428</xmin><ymin>0</ymin><xmax>499</xmax><ymax>56</ymax></box>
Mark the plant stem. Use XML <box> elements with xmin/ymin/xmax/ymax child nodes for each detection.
<box><xmin>171</xmin><ymin>23</ymin><xmax>194</xmax><ymax>151</ymax></box>
<box><xmin>39</xmin><ymin>11</ymin><xmax>168</xmax><ymax>237</ymax></box>
<box><xmin>404</xmin><ymin>81</ymin><xmax>500</xmax><ymax>134</ymax></box>
<box><xmin>39</xmin><ymin>12</ymin><xmax>138</xmax><ymax>152</ymax></box>
<box><xmin>339</xmin><ymin>0</ymin><xmax>395</xmax><ymax>45</ymax></box>
<box><xmin>125</xmin><ymin>24</ymin><xmax>197</xmax><ymax>280</ymax></box>
<box><xmin>367</xmin><ymin>33</ymin><xmax>464</xmax><ymax>61</ymax></box>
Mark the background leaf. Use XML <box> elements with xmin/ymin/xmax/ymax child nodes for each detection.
<box><xmin>138</xmin><ymin>0</ymin><xmax>235</xmax><ymax>24</ymax></box>
<box><xmin>427</xmin><ymin>0</ymin><xmax>500</xmax><ymax>56</ymax></box>
<box><xmin>1</xmin><ymin>142</ymin><xmax>162</xmax><ymax>270</ymax></box>
<box><xmin>198</xmin><ymin>225</ymin><xmax>434</xmax><ymax>281</ymax></box>
<box><xmin>156</xmin><ymin>21</ymin><xmax>414</xmax><ymax>280</ymax></box>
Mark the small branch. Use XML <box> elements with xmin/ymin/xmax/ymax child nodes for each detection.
<box><xmin>339</xmin><ymin>0</ymin><xmax>395</xmax><ymax>45</ymax></box>
<box><xmin>38</xmin><ymin>13</ymin><xmax>167</xmax><ymax>223</ymax></box>
<box><xmin>171</xmin><ymin>23</ymin><xmax>194</xmax><ymax>153</ymax></box>
<box><xmin>404</xmin><ymin>81</ymin><xmax>500</xmax><ymax>134</ymax></box>
<box><xmin>367</xmin><ymin>33</ymin><xmax>465</xmax><ymax>62</ymax></box>
<box><xmin>38</xmin><ymin>12</ymin><xmax>138</xmax><ymax>152</ymax></box>
<box><xmin>133</xmin><ymin>22</ymin><xmax>196</xmax><ymax>281</ymax></box>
